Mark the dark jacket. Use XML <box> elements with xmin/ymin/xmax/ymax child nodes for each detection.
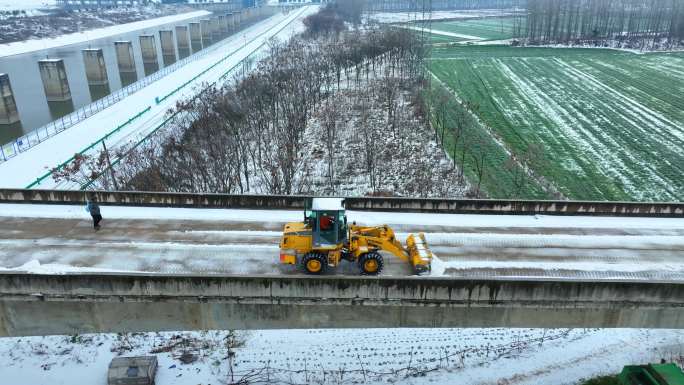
<box><xmin>87</xmin><ymin>201</ymin><xmax>101</xmax><ymax>216</ymax></box>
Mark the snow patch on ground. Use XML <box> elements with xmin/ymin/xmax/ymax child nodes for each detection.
<box><xmin>0</xmin><ymin>259</ymin><xmax>134</xmax><ymax>274</ymax></box>
<box><xmin>1</xmin><ymin>203</ymin><xmax>683</xmax><ymax>230</ymax></box>
<box><xmin>400</xmin><ymin>24</ymin><xmax>483</xmax><ymax>41</ymax></box>
<box><xmin>0</xmin><ymin>0</ymin><xmax>55</xmax><ymax>11</ymax></box>
<box><xmin>1</xmin><ymin>328</ymin><xmax>683</xmax><ymax>385</ymax></box>
<box><xmin>428</xmin><ymin>253</ymin><xmax>446</xmax><ymax>276</ymax></box>
<box><xmin>367</xmin><ymin>9</ymin><xmax>517</xmax><ymax>24</ymax></box>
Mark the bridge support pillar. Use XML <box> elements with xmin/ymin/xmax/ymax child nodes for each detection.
<box><xmin>175</xmin><ymin>25</ymin><xmax>190</xmax><ymax>59</ymax></box>
<box><xmin>159</xmin><ymin>30</ymin><xmax>176</xmax><ymax>67</ymax></box>
<box><xmin>38</xmin><ymin>59</ymin><xmax>74</xmax><ymax>120</ymax></box>
<box><xmin>82</xmin><ymin>48</ymin><xmax>110</xmax><ymax>101</ymax></box>
<box><xmin>200</xmin><ymin>19</ymin><xmax>212</xmax><ymax>47</ymax></box>
<box><xmin>218</xmin><ymin>15</ymin><xmax>227</xmax><ymax>38</ymax></box>
<box><xmin>114</xmin><ymin>41</ymin><xmax>137</xmax><ymax>87</ymax></box>
<box><xmin>0</xmin><ymin>74</ymin><xmax>21</xmax><ymax>126</ymax></box>
<box><xmin>234</xmin><ymin>10</ymin><xmax>242</xmax><ymax>27</ymax></box>
<box><xmin>226</xmin><ymin>13</ymin><xmax>235</xmax><ymax>32</ymax></box>
<box><xmin>139</xmin><ymin>35</ymin><xmax>159</xmax><ymax>76</ymax></box>
<box><xmin>211</xmin><ymin>18</ymin><xmax>221</xmax><ymax>42</ymax></box>
<box><xmin>189</xmin><ymin>22</ymin><xmax>203</xmax><ymax>53</ymax></box>
<box><xmin>38</xmin><ymin>59</ymin><xmax>71</xmax><ymax>102</ymax></box>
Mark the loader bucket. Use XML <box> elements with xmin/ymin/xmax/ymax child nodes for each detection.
<box><xmin>406</xmin><ymin>233</ymin><xmax>432</xmax><ymax>274</ymax></box>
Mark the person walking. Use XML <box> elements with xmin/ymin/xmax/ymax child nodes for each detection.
<box><xmin>86</xmin><ymin>196</ymin><xmax>102</xmax><ymax>230</ymax></box>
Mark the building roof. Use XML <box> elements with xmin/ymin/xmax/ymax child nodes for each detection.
<box><xmin>311</xmin><ymin>198</ymin><xmax>344</xmax><ymax>211</ymax></box>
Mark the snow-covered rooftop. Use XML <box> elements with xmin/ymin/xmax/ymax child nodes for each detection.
<box><xmin>311</xmin><ymin>197</ymin><xmax>345</xmax><ymax>211</ymax></box>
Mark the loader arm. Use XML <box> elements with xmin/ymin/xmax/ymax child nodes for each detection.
<box><xmin>350</xmin><ymin>225</ymin><xmax>432</xmax><ymax>274</ymax></box>
<box><xmin>360</xmin><ymin>236</ymin><xmax>410</xmax><ymax>263</ymax></box>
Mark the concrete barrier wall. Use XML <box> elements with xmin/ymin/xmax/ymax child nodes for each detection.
<box><xmin>0</xmin><ymin>273</ymin><xmax>683</xmax><ymax>336</ymax></box>
<box><xmin>0</xmin><ymin>189</ymin><xmax>682</xmax><ymax>217</ymax></box>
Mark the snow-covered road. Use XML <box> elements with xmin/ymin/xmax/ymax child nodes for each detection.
<box><xmin>0</xmin><ymin>6</ymin><xmax>317</xmax><ymax>189</ymax></box>
<box><xmin>1</xmin><ymin>203</ymin><xmax>682</xmax><ymax>279</ymax></box>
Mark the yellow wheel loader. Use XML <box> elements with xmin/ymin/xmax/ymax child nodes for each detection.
<box><xmin>279</xmin><ymin>198</ymin><xmax>433</xmax><ymax>275</ymax></box>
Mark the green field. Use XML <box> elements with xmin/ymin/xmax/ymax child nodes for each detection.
<box><xmin>418</xmin><ymin>17</ymin><xmax>523</xmax><ymax>41</ymax></box>
<box><xmin>429</xmin><ymin>46</ymin><xmax>684</xmax><ymax>201</ymax></box>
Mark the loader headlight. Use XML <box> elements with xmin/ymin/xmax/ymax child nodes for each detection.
<box><xmin>280</xmin><ymin>249</ymin><xmax>296</xmax><ymax>265</ymax></box>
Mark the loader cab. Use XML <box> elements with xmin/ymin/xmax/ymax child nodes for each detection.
<box><xmin>306</xmin><ymin>198</ymin><xmax>347</xmax><ymax>247</ymax></box>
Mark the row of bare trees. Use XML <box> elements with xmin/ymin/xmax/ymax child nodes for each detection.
<box><xmin>102</xmin><ymin>25</ymin><xmax>425</xmax><ymax>194</ymax></box>
<box><xmin>427</xmin><ymin>81</ymin><xmax>556</xmax><ymax>198</ymax></box>
<box><xmin>523</xmin><ymin>0</ymin><xmax>684</xmax><ymax>47</ymax></box>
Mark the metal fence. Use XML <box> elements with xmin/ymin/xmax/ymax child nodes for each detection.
<box><xmin>83</xmin><ymin>48</ymin><xmax>268</xmax><ymax>191</ymax></box>
<box><xmin>0</xmin><ymin>15</ymin><xmax>273</xmax><ymax>164</ymax></box>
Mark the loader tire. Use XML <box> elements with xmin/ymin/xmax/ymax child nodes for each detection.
<box><xmin>301</xmin><ymin>252</ymin><xmax>327</xmax><ymax>275</ymax></box>
<box><xmin>358</xmin><ymin>252</ymin><xmax>384</xmax><ymax>275</ymax></box>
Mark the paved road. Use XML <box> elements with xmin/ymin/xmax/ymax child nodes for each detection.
<box><xmin>1</xmin><ymin>205</ymin><xmax>683</xmax><ymax>279</ymax></box>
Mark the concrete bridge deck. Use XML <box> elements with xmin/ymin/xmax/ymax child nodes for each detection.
<box><xmin>0</xmin><ymin>203</ymin><xmax>683</xmax><ymax>280</ymax></box>
<box><xmin>0</xmin><ymin>193</ymin><xmax>682</xmax><ymax>335</ymax></box>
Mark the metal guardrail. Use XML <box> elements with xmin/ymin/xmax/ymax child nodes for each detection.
<box><xmin>79</xmin><ymin>9</ymin><xmax>302</xmax><ymax>190</ymax></box>
<box><xmin>80</xmin><ymin>48</ymin><xmax>267</xmax><ymax>191</ymax></box>
<box><xmin>0</xmin><ymin>15</ymin><xmax>273</xmax><ymax>164</ymax></box>
<box><xmin>24</xmin><ymin>107</ymin><xmax>151</xmax><ymax>189</ymax></box>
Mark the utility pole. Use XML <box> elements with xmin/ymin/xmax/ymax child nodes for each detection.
<box><xmin>101</xmin><ymin>141</ymin><xmax>119</xmax><ymax>191</ymax></box>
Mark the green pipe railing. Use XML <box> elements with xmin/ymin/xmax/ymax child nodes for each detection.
<box><xmin>26</xmin><ymin>106</ymin><xmax>151</xmax><ymax>189</ymax></box>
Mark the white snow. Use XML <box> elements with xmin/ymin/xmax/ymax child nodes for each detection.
<box><xmin>311</xmin><ymin>197</ymin><xmax>344</xmax><ymax>211</ymax></box>
<box><xmin>1</xmin><ymin>203</ymin><xmax>683</xmax><ymax>229</ymax></box>
<box><xmin>368</xmin><ymin>9</ymin><xmax>517</xmax><ymax>24</ymax></box>
<box><xmin>0</xmin><ymin>327</ymin><xmax>682</xmax><ymax>385</ymax></box>
<box><xmin>399</xmin><ymin>24</ymin><xmax>483</xmax><ymax>41</ymax></box>
<box><xmin>0</xmin><ymin>203</ymin><xmax>681</xmax><ymax>278</ymax></box>
<box><xmin>0</xmin><ymin>6</ymin><xmax>318</xmax><ymax>189</ymax></box>
<box><xmin>0</xmin><ymin>259</ymin><xmax>135</xmax><ymax>274</ymax></box>
<box><xmin>0</xmin><ymin>11</ymin><xmax>211</xmax><ymax>57</ymax></box>
<box><xmin>0</xmin><ymin>0</ymin><xmax>55</xmax><ymax>11</ymax></box>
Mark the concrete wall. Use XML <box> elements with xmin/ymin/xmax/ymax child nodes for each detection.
<box><xmin>1</xmin><ymin>273</ymin><xmax>683</xmax><ymax>336</ymax></box>
<box><xmin>0</xmin><ymin>189</ymin><xmax>681</xmax><ymax>217</ymax></box>
<box><xmin>38</xmin><ymin>59</ymin><xmax>72</xmax><ymax>102</ymax></box>
<box><xmin>0</xmin><ymin>74</ymin><xmax>20</xmax><ymax>125</ymax></box>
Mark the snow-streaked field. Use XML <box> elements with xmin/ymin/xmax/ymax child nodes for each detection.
<box><xmin>368</xmin><ymin>9</ymin><xmax>517</xmax><ymax>23</ymax></box>
<box><xmin>430</xmin><ymin>46</ymin><xmax>684</xmax><ymax>201</ymax></box>
<box><xmin>0</xmin><ymin>203</ymin><xmax>682</xmax><ymax>279</ymax></box>
<box><xmin>1</xmin><ymin>328</ymin><xmax>683</xmax><ymax>385</ymax></box>
<box><xmin>411</xmin><ymin>17</ymin><xmax>522</xmax><ymax>42</ymax></box>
